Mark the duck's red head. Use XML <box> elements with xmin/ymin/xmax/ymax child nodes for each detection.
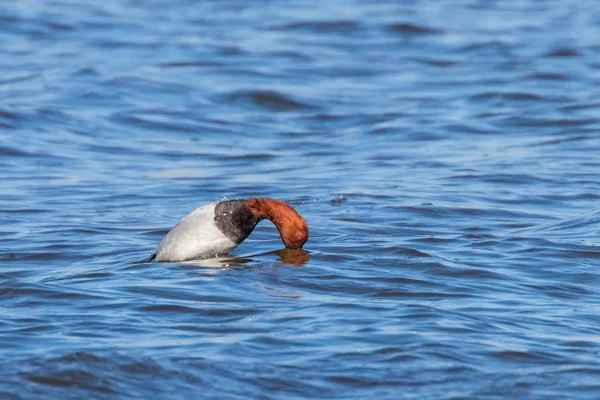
<box><xmin>279</xmin><ymin>212</ymin><xmax>309</xmax><ymax>249</ymax></box>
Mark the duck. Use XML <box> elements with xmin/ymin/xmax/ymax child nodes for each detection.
<box><xmin>148</xmin><ymin>198</ymin><xmax>309</xmax><ymax>262</ymax></box>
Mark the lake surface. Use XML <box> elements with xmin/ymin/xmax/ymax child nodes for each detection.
<box><xmin>2</xmin><ymin>0</ymin><xmax>600</xmax><ymax>398</ymax></box>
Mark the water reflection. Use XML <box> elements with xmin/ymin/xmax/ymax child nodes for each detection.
<box><xmin>274</xmin><ymin>248</ymin><xmax>311</xmax><ymax>267</ymax></box>
<box><xmin>155</xmin><ymin>255</ymin><xmax>253</xmax><ymax>268</ymax></box>
<box><xmin>142</xmin><ymin>249</ymin><xmax>311</xmax><ymax>268</ymax></box>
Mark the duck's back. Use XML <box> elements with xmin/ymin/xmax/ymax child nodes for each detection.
<box><xmin>153</xmin><ymin>203</ymin><xmax>237</xmax><ymax>262</ymax></box>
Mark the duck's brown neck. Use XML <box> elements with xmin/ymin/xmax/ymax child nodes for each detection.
<box><xmin>245</xmin><ymin>198</ymin><xmax>309</xmax><ymax>249</ymax></box>
<box><xmin>245</xmin><ymin>198</ymin><xmax>291</xmax><ymax>221</ymax></box>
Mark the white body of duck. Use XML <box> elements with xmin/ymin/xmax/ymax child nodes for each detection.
<box><xmin>153</xmin><ymin>203</ymin><xmax>236</xmax><ymax>262</ymax></box>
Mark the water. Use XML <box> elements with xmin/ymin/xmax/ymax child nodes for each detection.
<box><xmin>2</xmin><ymin>0</ymin><xmax>600</xmax><ymax>398</ymax></box>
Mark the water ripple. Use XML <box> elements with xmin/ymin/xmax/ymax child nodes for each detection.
<box><xmin>2</xmin><ymin>0</ymin><xmax>600</xmax><ymax>399</ymax></box>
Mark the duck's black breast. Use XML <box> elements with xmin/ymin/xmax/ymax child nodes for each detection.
<box><xmin>214</xmin><ymin>200</ymin><xmax>260</xmax><ymax>244</ymax></box>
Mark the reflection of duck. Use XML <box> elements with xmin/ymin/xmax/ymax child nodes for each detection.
<box><xmin>163</xmin><ymin>250</ymin><xmax>311</xmax><ymax>268</ymax></box>
<box><xmin>164</xmin><ymin>255</ymin><xmax>254</xmax><ymax>268</ymax></box>
<box><xmin>149</xmin><ymin>198</ymin><xmax>309</xmax><ymax>262</ymax></box>
<box><xmin>275</xmin><ymin>249</ymin><xmax>311</xmax><ymax>267</ymax></box>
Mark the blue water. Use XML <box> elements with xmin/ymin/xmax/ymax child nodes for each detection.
<box><xmin>2</xmin><ymin>0</ymin><xmax>600</xmax><ymax>398</ymax></box>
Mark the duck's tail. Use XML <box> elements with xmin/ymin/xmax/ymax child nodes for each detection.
<box><xmin>133</xmin><ymin>254</ymin><xmax>156</xmax><ymax>264</ymax></box>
